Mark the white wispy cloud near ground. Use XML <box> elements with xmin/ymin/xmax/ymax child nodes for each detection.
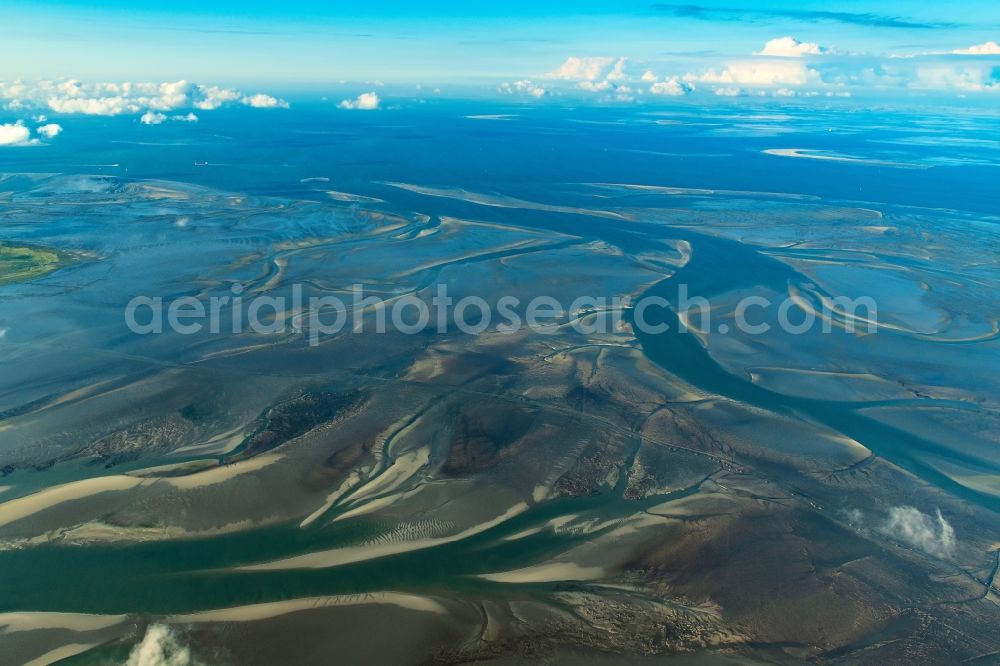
<box><xmin>126</xmin><ymin>624</ymin><xmax>192</xmax><ymax>666</ymax></box>
<box><xmin>338</xmin><ymin>91</ymin><xmax>381</xmax><ymax>109</ymax></box>
<box><xmin>882</xmin><ymin>506</ymin><xmax>957</xmax><ymax>558</ymax></box>
<box><xmin>755</xmin><ymin>36</ymin><xmax>826</xmax><ymax>57</ymax></box>
<box><xmin>0</xmin><ymin>80</ymin><xmax>289</xmax><ymax>119</ymax></box>
<box><xmin>846</xmin><ymin>505</ymin><xmax>957</xmax><ymax>559</ymax></box>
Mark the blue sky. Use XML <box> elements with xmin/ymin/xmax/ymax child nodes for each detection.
<box><xmin>4</xmin><ymin>1</ymin><xmax>999</xmax><ymax>82</ymax></box>
<box><xmin>0</xmin><ymin>0</ymin><xmax>998</xmax><ymax>128</ymax></box>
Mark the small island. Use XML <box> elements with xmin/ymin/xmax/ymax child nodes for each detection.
<box><xmin>0</xmin><ymin>243</ymin><xmax>72</xmax><ymax>286</ymax></box>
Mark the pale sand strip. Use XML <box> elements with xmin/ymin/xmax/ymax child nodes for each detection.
<box><xmin>299</xmin><ymin>471</ymin><xmax>363</xmax><ymax>528</ymax></box>
<box><xmin>503</xmin><ymin>513</ymin><xmax>579</xmax><ymax>542</ymax></box>
<box><xmin>587</xmin><ymin>181</ymin><xmax>820</xmax><ymax>201</ymax></box>
<box><xmin>817</xmin><ymin>432</ymin><xmax>872</xmax><ymax>460</ymax></box>
<box><xmin>0</xmin><ymin>476</ymin><xmax>147</xmax><ymax>528</ymax></box>
<box><xmin>242</xmin><ymin>502</ymin><xmax>529</xmax><ymax>571</ymax></box>
<box><xmin>170</xmin><ymin>426</ymin><xmax>246</xmax><ymax>456</ymax></box>
<box><xmin>24</xmin><ymin>643</ymin><xmax>103</xmax><ymax>666</ymax></box>
<box><xmin>790</xmin><ymin>282</ymin><xmax>1000</xmax><ymax>342</ymax></box>
<box><xmin>464</xmin><ymin>114</ymin><xmax>517</xmax><ymax>120</ymax></box>
<box><xmin>0</xmin><ymin>612</ymin><xmax>128</xmax><ymax>634</ymax></box>
<box><xmin>169</xmin><ymin>592</ymin><xmax>445</xmax><ymax>623</ymax></box>
<box><xmin>0</xmin><ymin>455</ymin><xmax>283</xmax><ymax>529</ymax></box>
<box><xmin>762</xmin><ymin>148</ymin><xmax>924</xmax><ymax>169</ymax></box>
<box><xmin>331</xmin><ymin>486</ymin><xmax>421</xmax><ymax>524</ymax></box>
<box><xmin>57</xmin><ymin>517</ymin><xmax>258</xmax><ymax>544</ymax></box>
<box><xmin>326</xmin><ymin>190</ymin><xmax>383</xmax><ymax>203</ymax></box>
<box><xmin>384</xmin><ymin>182</ymin><xmax>627</xmax><ymax>220</ymax></box>
<box><xmin>479</xmin><ymin>562</ymin><xmax>604</xmax><ymax>583</ymax></box>
<box><xmin>163</xmin><ymin>453</ymin><xmax>284</xmax><ymax>490</ymax></box>
<box><xmin>341</xmin><ymin>447</ymin><xmax>429</xmax><ymax>507</ymax></box>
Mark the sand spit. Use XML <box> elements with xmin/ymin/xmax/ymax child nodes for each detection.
<box><xmin>791</xmin><ymin>283</ymin><xmax>1000</xmax><ymax>342</ymax></box>
<box><xmin>54</xmin><ymin>517</ymin><xmax>257</xmax><ymax>545</ymax></box>
<box><xmin>383</xmin><ymin>182</ymin><xmax>628</xmax><ymax>220</ymax></box>
<box><xmin>0</xmin><ymin>476</ymin><xmax>148</xmax><ymax>528</ymax></box>
<box><xmin>242</xmin><ymin>502</ymin><xmax>529</xmax><ymax>571</ymax></box>
<box><xmin>586</xmin><ymin>182</ymin><xmax>821</xmax><ymax>201</ymax></box>
<box><xmin>0</xmin><ymin>611</ymin><xmax>128</xmax><ymax>634</ymax></box>
<box><xmin>162</xmin><ymin>453</ymin><xmax>284</xmax><ymax>490</ymax></box>
<box><xmin>23</xmin><ymin>643</ymin><xmax>103</xmax><ymax>666</ymax></box>
<box><xmin>464</xmin><ymin>114</ymin><xmax>518</xmax><ymax>120</ymax></box>
<box><xmin>300</xmin><ymin>471</ymin><xmax>364</xmax><ymax>528</ymax></box>
<box><xmin>342</xmin><ymin>447</ymin><xmax>430</xmax><ymax>508</ymax></box>
<box><xmin>168</xmin><ymin>592</ymin><xmax>446</xmax><ymax>623</ymax></box>
<box><xmin>763</xmin><ymin>148</ymin><xmax>926</xmax><ymax>169</ymax></box>
<box><xmin>326</xmin><ymin>190</ymin><xmax>383</xmax><ymax>204</ymax></box>
<box><xmin>479</xmin><ymin>562</ymin><xmax>605</xmax><ymax>583</ymax></box>
<box><xmin>331</xmin><ymin>486</ymin><xmax>423</xmax><ymax>524</ymax></box>
<box><xmin>0</xmin><ymin>455</ymin><xmax>285</xmax><ymax>529</ymax></box>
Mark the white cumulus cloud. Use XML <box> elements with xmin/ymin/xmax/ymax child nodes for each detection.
<box><xmin>915</xmin><ymin>64</ymin><xmax>1000</xmax><ymax>92</ymax></box>
<box><xmin>756</xmin><ymin>36</ymin><xmax>826</xmax><ymax>57</ymax></box>
<box><xmin>641</xmin><ymin>70</ymin><xmax>658</xmax><ymax>82</ymax></box>
<box><xmin>48</xmin><ymin>96</ymin><xmax>135</xmax><ymax>116</ymax></box>
<box><xmin>498</xmin><ymin>80</ymin><xmax>547</xmax><ymax>98</ymax></box>
<box><xmin>338</xmin><ymin>92</ymin><xmax>381</xmax><ymax>109</ymax></box>
<box><xmin>695</xmin><ymin>61</ymin><xmax>821</xmax><ymax>86</ymax></box>
<box><xmin>242</xmin><ymin>93</ymin><xmax>290</xmax><ymax>109</ymax></box>
<box><xmin>140</xmin><ymin>111</ymin><xmax>167</xmax><ymax>125</ymax></box>
<box><xmin>193</xmin><ymin>85</ymin><xmax>241</xmax><ymax>110</ymax></box>
<box><xmin>0</xmin><ymin>121</ymin><xmax>31</xmax><ymax>146</ymax></box>
<box><xmin>546</xmin><ymin>56</ymin><xmax>616</xmax><ymax>81</ymax></box>
<box><xmin>649</xmin><ymin>78</ymin><xmax>692</xmax><ymax>96</ymax></box>
<box><xmin>605</xmin><ymin>57</ymin><xmax>629</xmax><ymax>81</ymax></box>
<box><xmin>952</xmin><ymin>41</ymin><xmax>1000</xmax><ymax>55</ymax></box>
<box><xmin>36</xmin><ymin>122</ymin><xmax>62</xmax><ymax>138</ymax></box>
<box><xmin>714</xmin><ymin>87</ymin><xmax>743</xmax><ymax>96</ymax></box>
<box><xmin>0</xmin><ymin>79</ymin><xmax>288</xmax><ymax>117</ymax></box>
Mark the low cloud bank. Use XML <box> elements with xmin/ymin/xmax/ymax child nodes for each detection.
<box><xmin>0</xmin><ymin>80</ymin><xmax>289</xmax><ymax>121</ymax></box>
